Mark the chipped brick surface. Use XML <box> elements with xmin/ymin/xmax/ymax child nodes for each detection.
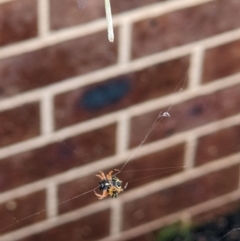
<box><xmin>0</xmin><ymin>102</ymin><xmax>40</xmax><ymax>147</ymax></box>
<box><xmin>132</xmin><ymin>0</ymin><xmax>240</xmax><ymax>59</ymax></box>
<box><xmin>0</xmin><ymin>0</ymin><xmax>37</xmax><ymax>47</ymax></box>
<box><xmin>123</xmin><ymin>166</ymin><xmax>239</xmax><ymax>230</ymax></box>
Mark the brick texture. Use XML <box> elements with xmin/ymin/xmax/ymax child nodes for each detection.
<box><xmin>0</xmin><ymin>124</ymin><xmax>116</xmax><ymax>192</ymax></box>
<box><xmin>132</xmin><ymin>0</ymin><xmax>240</xmax><ymax>59</ymax></box>
<box><xmin>203</xmin><ymin>39</ymin><xmax>240</xmax><ymax>83</ymax></box>
<box><xmin>0</xmin><ymin>0</ymin><xmax>37</xmax><ymax>47</ymax></box>
<box><xmin>1</xmin><ymin>0</ymin><xmax>240</xmax><ymax>240</ymax></box>
<box><xmin>192</xmin><ymin>200</ymin><xmax>240</xmax><ymax>225</ymax></box>
<box><xmin>123</xmin><ymin>166</ymin><xmax>240</xmax><ymax>230</ymax></box>
<box><xmin>0</xmin><ymin>102</ymin><xmax>40</xmax><ymax>147</ymax></box>
<box><xmin>195</xmin><ymin>124</ymin><xmax>240</xmax><ymax>166</ymax></box>
<box><xmin>54</xmin><ymin>56</ymin><xmax>189</xmax><ymax>129</ymax></box>
<box><xmin>130</xmin><ymin>83</ymin><xmax>240</xmax><ymax>147</ymax></box>
<box><xmin>0</xmin><ymin>190</ymin><xmax>46</xmax><ymax>234</ymax></box>
<box><xmin>116</xmin><ymin>143</ymin><xmax>185</xmax><ymax>191</ymax></box>
<box><xmin>0</xmin><ymin>32</ymin><xmax>117</xmax><ymax>98</ymax></box>
<box><xmin>58</xmin><ymin>173</ymin><xmax>100</xmax><ymax>214</ymax></box>
<box><xmin>17</xmin><ymin>209</ymin><xmax>110</xmax><ymax>241</ymax></box>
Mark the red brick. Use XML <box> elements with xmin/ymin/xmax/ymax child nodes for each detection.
<box><xmin>117</xmin><ymin>143</ymin><xmax>185</xmax><ymax>191</ymax></box>
<box><xmin>50</xmin><ymin>0</ymin><xmax>165</xmax><ymax>30</ymax></box>
<box><xmin>132</xmin><ymin>0</ymin><xmax>240</xmax><ymax>59</ymax></box>
<box><xmin>17</xmin><ymin>209</ymin><xmax>110</xmax><ymax>241</ymax></box>
<box><xmin>50</xmin><ymin>0</ymin><xmax>105</xmax><ymax>30</ymax></box>
<box><xmin>192</xmin><ymin>200</ymin><xmax>240</xmax><ymax>226</ymax></box>
<box><xmin>0</xmin><ymin>32</ymin><xmax>117</xmax><ymax>98</ymax></box>
<box><xmin>0</xmin><ymin>0</ymin><xmax>37</xmax><ymax>46</ymax></box>
<box><xmin>0</xmin><ymin>102</ymin><xmax>40</xmax><ymax>147</ymax></box>
<box><xmin>0</xmin><ymin>124</ymin><xmax>116</xmax><ymax>192</ymax></box>
<box><xmin>58</xmin><ymin>143</ymin><xmax>185</xmax><ymax>214</ymax></box>
<box><xmin>195</xmin><ymin>125</ymin><xmax>240</xmax><ymax>166</ymax></box>
<box><xmin>130</xmin><ymin>83</ymin><xmax>240</xmax><ymax>148</ymax></box>
<box><xmin>0</xmin><ymin>190</ymin><xmax>46</xmax><ymax>234</ymax></box>
<box><xmin>203</xmin><ymin>40</ymin><xmax>240</xmax><ymax>83</ymax></box>
<box><xmin>122</xmin><ymin>165</ymin><xmax>239</xmax><ymax>230</ymax></box>
<box><xmin>54</xmin><ymin>56</ymin><xmax>189</xmax><ymax>129</ymax></box>
<box><xmin>127</xmin><ymin>233</ymin><xmax>157</xmax><ymax>241</ymax></box>
<box><xmin>58</xmin><ymin>173</ymin><xmax>100</xmax><ymax>214</ymax></box>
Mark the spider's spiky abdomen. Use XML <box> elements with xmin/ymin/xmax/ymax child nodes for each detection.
<box><xmin>95</xmin><ymin>170</ymin><xmax>124</xmax><ymax>199</ymax></box>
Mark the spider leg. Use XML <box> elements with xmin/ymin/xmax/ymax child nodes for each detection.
<box><xmin>106</xmin><ymin>169</ymin><xmax>119</xmax><ymax>180</ymax></box>
<box><xmin>95</xmin><ymin>171</ymin><xmax>107</xmax><ymax>180</ymax></box>
<box><xmin>96</xmin><ymin>174</ymin><xmax>104</xmax><ymax>180</ymax></box>
<box><xmin>94</xmin><ymin>190</ymin><xmax>108</xmax><ymax>200</ymax></box>
<box><xmin>106</xmin><ymin>170</ymin><xmax>113</xmax><ymax>180</ymax></box>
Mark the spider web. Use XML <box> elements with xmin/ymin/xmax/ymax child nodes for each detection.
<box><xmin>0</xmin><ymin>70</ymin><xmax>188</xmax><ymax>237</ymax></box>
<box><xmin>1</xmin><ymin>71</ymin><xmax>236</xmax><ymax>241</ymax></box>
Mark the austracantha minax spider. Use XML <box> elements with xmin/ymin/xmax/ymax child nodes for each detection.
<box><xmin>94</xmin><ymin>169</ymin><xmax>123</xmax><ymax>199</ymax></box>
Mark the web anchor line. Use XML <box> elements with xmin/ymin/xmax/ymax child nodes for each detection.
<box><xmin>116</xmin><ymin>111</ymin><xmax>171</xmax><ymax>176</ymax></box>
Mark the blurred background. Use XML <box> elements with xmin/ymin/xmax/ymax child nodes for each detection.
<box><xmin>1</xmin><ymin>0</ymin><xmax>240</xmax><ymax>240</ymax></box>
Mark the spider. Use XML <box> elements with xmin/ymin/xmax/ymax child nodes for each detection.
<box><xmin>94</xmin><ymin>169</ymin><xmax>123</xmax><ymax>199</ymax></box>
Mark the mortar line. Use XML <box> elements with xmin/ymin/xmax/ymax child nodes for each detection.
<box><xmin>189</xmin><ymin>46</ymin><xmax>204</xmax><ymax>89</ymax></box>
<box><xmin>100</xmin><ymin>189</ymin><xmax>240</xmax><ymax>241</ymax></box>
<box><xmin>37</xmin><ymin>0</ymin><xmax>50</xmax><ymax>37</ymax></box>
<box><xmin>118</xmin><ymin>20</ymin><xmax>132</xmax><ymax>64</ymax></box>
<box><xmin>1</xmin><ymin>27</ymin><xmax>240</xmax><ymax>109</ymax></box>
<box><xmin>0</xmin><ymin>0</ymin><xmax>227</xmax><ymax>60</ymax></box>
<box><xmin>40</xmin><ymin>93</ymin><xmax>54</xmax><ymax>135</ymax></box>
<box><xmin>1</xmin><ymin>113</ymin><xmax>240</xmax><ymax>204</ymax></box>
<box><xmin>1</xmin><ymin>73</ymin><xmax>240</xmax><ymax>159</ymax></box>
<box><xmin>1</xmin><ymin>151</ymin><xmax>239</xmax><ymax>241</ymax></box>
<box><xmin>184</xmin><ymin>134</ymin><xmax>198</xmax><ymax>170</ymax></box>
<box><xmin>46</xmin><ymin>181</ymin><xmax>58</xmax><ymax>218</ymax></box>
<box><xmin>110</xmin><ymin>199</ymin><xmax>122</xmax><ymax>235</ymax></box>
<box><xmin>116</xmin><ymin>112</ymin><xmax>130</xmax><ymax>155</ymax></box>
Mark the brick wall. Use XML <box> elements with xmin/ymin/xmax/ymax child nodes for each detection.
<box><xmin>0</xmin><ymin>0</ymin><xmax>240</xmax><ymax>240</ymax></box>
